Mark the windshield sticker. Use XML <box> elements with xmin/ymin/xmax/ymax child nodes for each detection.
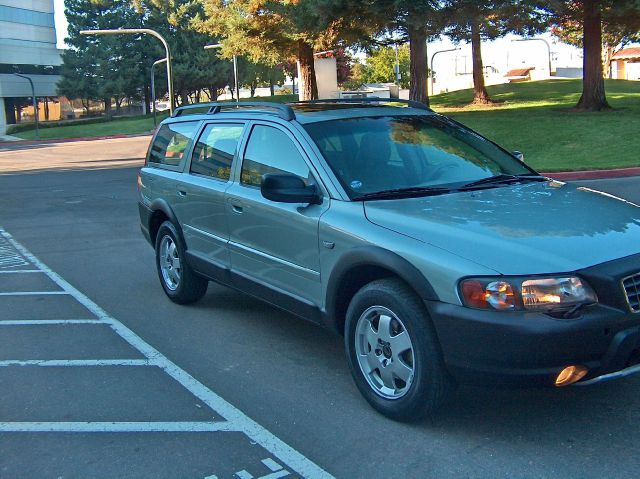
<box><xmin>350</xmin><ymin>180</ymin><xmax>363</xmax><ymax>189</ymax></box>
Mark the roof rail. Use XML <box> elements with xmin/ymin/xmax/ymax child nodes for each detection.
<box><xmin>172</xmin><ymin>101</ymin><xmax>296</xmax><ymax>121</ymax></box>
<box><xmin>300</xmin><ymin>98</ymin><xmax>432</xmax><ymax>111</ymax></box>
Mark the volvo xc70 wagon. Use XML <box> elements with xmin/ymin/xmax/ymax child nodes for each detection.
<box><xmin>138</xmin><ymin>99</ymin><xmax>640</xmax><ymax>420</ymax></box>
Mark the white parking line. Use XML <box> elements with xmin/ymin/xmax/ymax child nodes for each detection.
<box><xmin>0</xmin><ymin>359</ymin><xmax>153</xmax><ymax>367</ymax></box>
<box><xmin>0</xmin><ymin>291</ymin><xmax>69</xmax><ymax>296</ymax></box>
<box><xmin>0</xmin><ymin>228</ymin><xmax>334</xmax><ymax>479</ymax></box>
<box><xmin>0</xmin><ymin>422</ymin><xmax>237</xmax><ymax>433</ymax></box>
<box><xmin>0</xmin><ymin>270</ymin><xmax>42</xmax><ymax>274</ymax></box>
<box><xmin>0</xmin><ymin>319</ymin><xmax>101</xmax><ymax>325</ymax></box>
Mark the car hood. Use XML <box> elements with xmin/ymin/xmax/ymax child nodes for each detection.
<box><xmin>364</xmin><ymin>181</ymin><xmax>640</xmax><ymax>275</ymax></box>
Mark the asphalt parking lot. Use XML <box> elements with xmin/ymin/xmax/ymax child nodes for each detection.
<box><xmin>1</xmin><ymin>137</ymin><xmax>640</xmax><ymax>479</ymax></box>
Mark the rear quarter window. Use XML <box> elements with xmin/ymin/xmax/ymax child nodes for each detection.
<box><xmin>148</xmin><ymin>121</ymin><xmax>199</xmax><ymax>169</ymax></box>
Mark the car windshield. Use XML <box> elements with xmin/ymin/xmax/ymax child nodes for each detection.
<box><xmin>303</xmin><ymin>115</ymin><xmax>535</xmax><ymax>199</ymax></box>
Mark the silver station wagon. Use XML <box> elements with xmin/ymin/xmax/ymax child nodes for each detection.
<box><xmin>138</xmin><ymin>99</ymin><xmax>640</xmax><ymax>420</ymax></box>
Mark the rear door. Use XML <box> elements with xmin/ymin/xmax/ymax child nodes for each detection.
<box><xmin>225</xmin><ymin>122</ymin><xmax>329</xmax><ymax>308</ymax></box>
<box><xmin>175</xmin><ymin>122</ymin><xmax>246</xmax><ymax>271</ymax></box>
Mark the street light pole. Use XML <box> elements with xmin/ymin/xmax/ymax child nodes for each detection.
<box><xmin>80</xmin><ymin>28</ymin><xmax>175</xmax><ymax>115</ymax></box>
<box><xmin>13</xmin><ymin>73</ymin><xmax>38</xmax><ymax>140</ymax></box>
<box><xmin>513</xmin><ymin>38</ymin><xmax>553</xmax><ymax>77</ymax></box>
<box><xmin>394</xmin><ymin>43</ymin><xmax>401</xmax><ymax>86</ymax></box>
<box><xmin>151</xmin><ymin>58</ymin><xmax>167</xmax><ymax>127</ymax></box>
<box><xmin>204</xmin><ymin>44</ymin><xmax>239</xmax><ymax>103</ymax></box>
<box><xmin>430</xmin><ymin>47</ymin><xmax>461</xmax><ymax>96</ymax></box>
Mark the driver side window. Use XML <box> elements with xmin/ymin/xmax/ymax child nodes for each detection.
<box><xmin>241</xmin><ymin>125</ymin><xmax>311</xmax><ymax>187</ymax></box>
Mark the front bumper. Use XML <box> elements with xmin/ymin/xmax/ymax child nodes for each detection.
<box><xmin>426</xmin><ymin>301</ymin><xmax>640</xmax><ymax>387</ymax></box>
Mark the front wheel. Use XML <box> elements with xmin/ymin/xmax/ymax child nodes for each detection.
<box><xmin>155</xmin><ymin>221</ymin><xmax>208</xmax><ymax>304</ymax></box>
<box><xmin>345</xmin><ymin>278</ymin><xmax>453</xmax><ymax>421</ymax></box>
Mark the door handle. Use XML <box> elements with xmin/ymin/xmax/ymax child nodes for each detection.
<box><xmin>231</xmin><ymin>204</ymin><xmax>244</xmax><ymax>214</ymax></box>
<box><xmin>177</xmin><ymin>190</ymin><xmax>187</xmax><ymax>197</ymax></box>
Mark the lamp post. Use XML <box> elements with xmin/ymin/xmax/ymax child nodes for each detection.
<box><xmin>151</xmin><ymin>57</ymin><xmax>167</xmax><ymax>127</ymax></box>
<box><xmin>513</xmin><ymin>38</ymin><xmax>553</xmax><ymax>77</ymax></box>
<box><xmin>13</xmin><ymin>73</ymin><xmax>38</xmax><ymax>139</ymax></box>
<box><xmin>80</xmin><ymin>28</ymin><xmax>175</xmax><ymax>115</ymax></box>
<box><xmin>430</xmin><ymin>47</ymin><xmax>461</xmax><ymax>96</ymax></box>
<box><xmin>204</xmin><ymin>44</ymin><xmax>239</xmax><ymax>103</ymax></box>
<box><xmin>394</xmin><ymin>43</ymin><xmax>401</xmax><ymax>86</ymax></box>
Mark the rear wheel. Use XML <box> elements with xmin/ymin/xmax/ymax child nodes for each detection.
<box><xmin>155</xmin><ymin>221</ymin><xmax>207</xmax><ymax>304</ymax></box>
<box><xmin>345</xmin><ymin>278</ymin><xmax>453</xmax><ymax>420</ymax></box>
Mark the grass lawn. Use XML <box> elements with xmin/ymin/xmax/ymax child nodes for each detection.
<box><xmin>15</xmin><ymin>115</ymin><xmax>159</xmax><ymax>140</ymax></box>
<box><xmin>431</xmin><ymin>79</ymin><xmax>640</xmax><ymax>172</ymax></box>
<box><xmin>12</xmin><ymin>83</ymin><xmax>639</xmax><ymax>172</ymax></box>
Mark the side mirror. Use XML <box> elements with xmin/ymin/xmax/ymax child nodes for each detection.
<box><xmin>261</xmin><ymin>174</ymin><xmax>322</xmax><ymax>205</ymax></box>
<box><xmin>513</xmin><ymin>151</ymin><xmax>524</xmax><ymax>162</ymax></box>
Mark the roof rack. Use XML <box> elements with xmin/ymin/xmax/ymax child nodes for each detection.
<box><xmin>172</xmin><ymin>101</ymin><xmax>296</xmax><ymax>121</ymax></box>
<box><xmin>300</xmin><ymin>98</ymin><xmax>432</xmax><ymax>111</ymax></box>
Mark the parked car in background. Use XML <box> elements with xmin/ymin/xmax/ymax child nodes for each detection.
<box><xmin>138</xmin><ymin>99</ymin><xmax>640</xmax><ymax>420</ymax></box>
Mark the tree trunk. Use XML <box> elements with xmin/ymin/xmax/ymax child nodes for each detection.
<box><xmin>143</xmin><ymin>83</ymin><xmax>151</xmax><ymax>116</ymax></box>
<box><xmin>471</xmin><ymin>19</ymin><xmax>492</xmax><ymax>104</ymax></box>
<box><xmin>298</xmin><ymin>40</ymin><xmax>318</xmax><ymax>101</ymax></box>
<box><xmin>269</xmin><ymin>77</ymin><xmax>275</xmax><ymax>96</ymax></box>
<box><xmin>180</xmin><ymin>90</ymin><xmax>189</xmax><ymax>106</ymax></box>
<box><xmin>603</xmin><ymin>43</ymin><xmax>614</xmax><ymax>79</ymax></box>
<box><xmin>104</xmin><ymin>98</ymin><xmax>112</xmax><ymax>120</ymax></box>
<box><xmin>408</xmin><ymin>27</ymin><xmax>429</xmax><ymax>106</ymax></box>
<box><xmin>44</xmin><ymin>98</ymin><xmax>50</xmax><ymax>121</ymax></box>
<box><xmin>576</xmin><ymin>0</ymin><xmax>610</xmax><ymax>111</ymax></box>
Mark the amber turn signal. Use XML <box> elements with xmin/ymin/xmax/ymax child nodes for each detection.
<box><xmin>555</xmin><ymin>365</ymin><xmax>589</xmax><ymax>387</ymax></box>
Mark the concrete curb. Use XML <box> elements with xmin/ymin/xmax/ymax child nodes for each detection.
<box><xmin>541</xmin><ymin>167</ymin><xmax>640</xmax><ymax>181</ymax></box>
<box><xmin>0</xmin><ymin>132</ymin><xmax>153</xmax><ymax>146</ymax></box>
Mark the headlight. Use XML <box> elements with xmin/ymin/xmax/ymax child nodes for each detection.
<box><xmin>521</xmin><ymin>277</ymin><xmax>597</xmax><ymax>311</ymax></box>
<box><xmin>460</xmin><ymin>276</ymin><xmax>597</xmax><ymax>314</ymax></box>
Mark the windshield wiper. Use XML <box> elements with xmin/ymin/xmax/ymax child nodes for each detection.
<box><xmin>353</xmin><ymin>186</ymin><xmax>452</xmax><ymax>201</ymax></box>
<box><xmin>460</xmin><ymin>174</ymin><xmax>547</xmax><ymax>190</ymax></box>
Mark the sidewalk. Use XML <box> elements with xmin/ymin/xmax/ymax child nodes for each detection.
<box><xmin>0</xmin><ymin>132</ymin><xmax>152</xmax><ymax>148</ymax></box>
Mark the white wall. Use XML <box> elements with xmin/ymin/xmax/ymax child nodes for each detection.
<box><xmin>0</xmin><ymin>99</ymin><xmax>6</xmax><ymax>135</ymax></box>
<box><xmin>297</xmin><ymin>57</ymin><xmax>339</xmax><ymax>99</ymax></box>
<box><xmin>1</xmin><ymin>0</ymin><xmax>54</xmax><ymax>13</ymax></box>
<box><xmin>0</xmin><ymin>74</ymin><xmax>60</xmax><ymax>97</ymax></box>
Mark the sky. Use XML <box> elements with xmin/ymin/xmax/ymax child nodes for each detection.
<box><xmin>53</xmin><ymin>0</ymin><xmax>68</xmax><ymax>49</ymax></box>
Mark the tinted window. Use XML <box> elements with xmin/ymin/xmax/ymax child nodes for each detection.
<box><xmin>304</xmin><ymin>116</ymin><xmax>533</xmax><ymax>197</ymax></box>
<box><xmin>148</xmin><ymin>122</ymin><xmax>199</xmax><ymax>168</ymax></box>
<box><xmin>241</xmin><ymin>125</ymin><xmax>310</xmax><ymax>187</ymax></box>
<box><xmin>190</xmin><ymin>123</ymin><xmax>244</xmax><ymax>180</ymax></box>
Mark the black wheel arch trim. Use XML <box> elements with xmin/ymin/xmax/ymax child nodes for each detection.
<box><xmin>148</xmin><ymin>199</ymin><xmax>185</xmax><ymax>246</ymax></box>
<box><xmin>324</xmin><ymin>246</ymin><xmax>439</xmax><ymax>332</ymax></box>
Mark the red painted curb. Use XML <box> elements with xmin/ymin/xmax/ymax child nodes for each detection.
<box><xmin>0</xmin><ymin>132</ymin><xmax>152</xmax><ymax>146</ymax></box>
<box><xmin>541</xmin><ymin>167</ymin><xmax>640</xmax><ymax>181</ymax></box>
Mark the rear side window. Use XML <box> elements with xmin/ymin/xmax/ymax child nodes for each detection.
<box><xmin>190</xmin><ymin>123</ymin><xmax>244</xmax><ymax>181</ymax></box>
<box><xmin>148</xmin><ymin>121</ymin><xmax>199</xmax><ymax>168</ymax></box>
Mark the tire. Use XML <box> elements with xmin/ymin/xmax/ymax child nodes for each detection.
<box><xmin>155</xmin><ymin>221</ymin><xmax>208</xmax><ymax>304</ymax></box>
<box><xmin>344</xmin><ymin>278</ymin><xmax>454</xmax><ymax>421</ymax></box>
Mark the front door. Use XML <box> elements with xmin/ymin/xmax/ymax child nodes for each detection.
<box><xmin>225</xmin><ymin>123</ymin><xmax>329</xmax><ymax>308</ymax></box>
